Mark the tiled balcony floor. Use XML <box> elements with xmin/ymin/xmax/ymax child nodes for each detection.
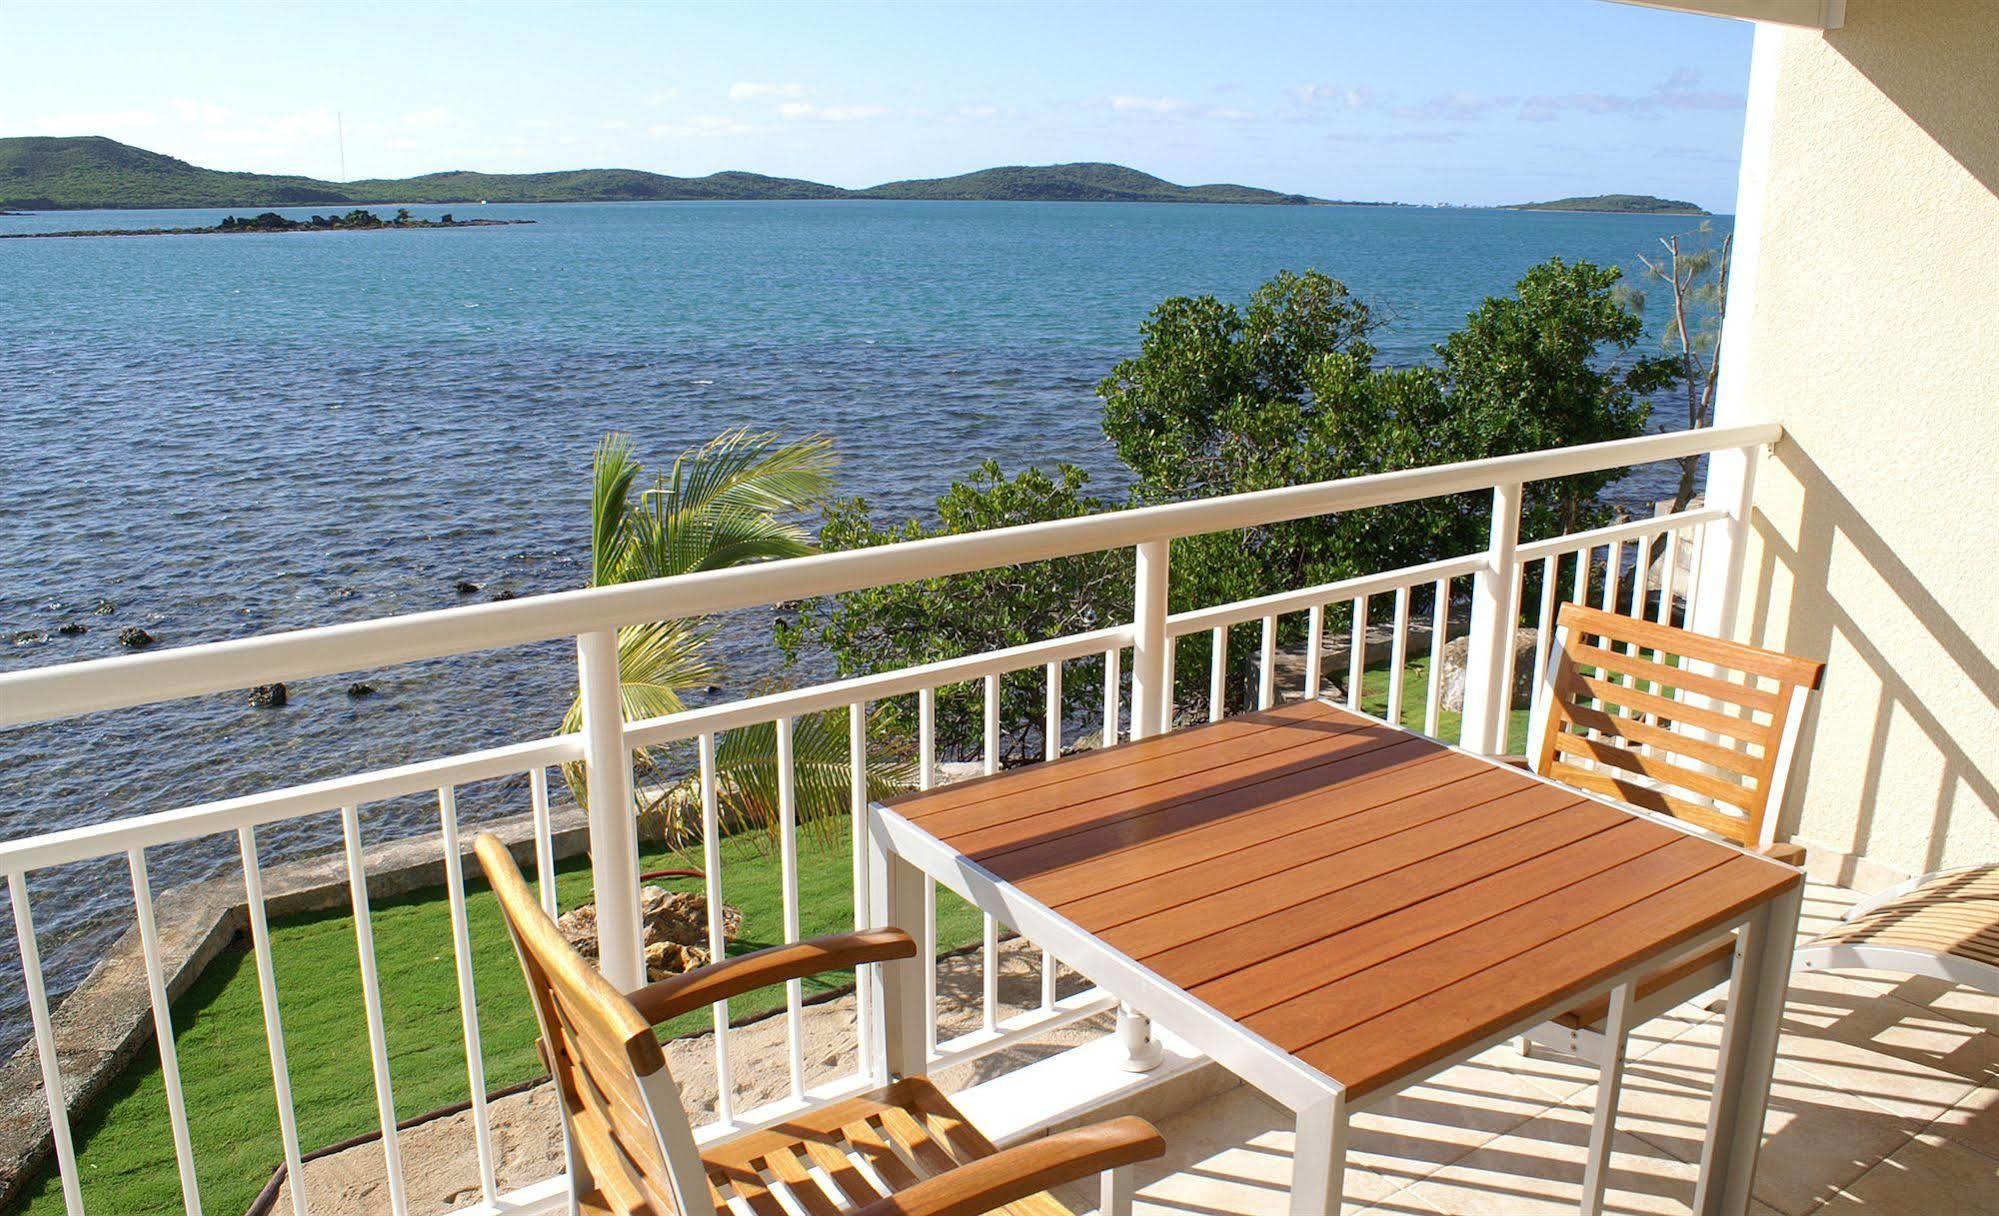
<box><xmin>1053</xmin><ymin>877</ymin><xmax>1999</xmax><ymax>1216</ymax></box>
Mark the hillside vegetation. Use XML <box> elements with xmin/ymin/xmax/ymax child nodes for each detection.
<box><xmin>0</xmin><ymin>136</ymin><xmax>1324</xmax><ymax>210</ymax></box>
<box><xmin>1502</xmin><ymin>193</ymin><xmax>1708</xmax><ymax>215</ymax></box>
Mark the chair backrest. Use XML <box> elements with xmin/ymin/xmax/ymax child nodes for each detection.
<box><xmin>1528</xmin><ymin>603</ymin><xmax>1825</xmax><ymax>850</ymax></box>
<box><xmin>473</xmin><ymin>834</ymin><xmax>706</xmax><ymax>1216</ymax></box>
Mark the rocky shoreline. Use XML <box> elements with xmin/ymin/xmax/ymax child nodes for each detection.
<box><xmin>0</xmin><ymin>207</ymin><xmax>533</xmax><ymax>240</ymax></box>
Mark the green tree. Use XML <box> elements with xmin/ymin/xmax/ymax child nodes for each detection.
<box><xmin>565</xmin><ymin>429</ymin><xmax>902</xmax><ymax>843</ymax></box>
<box><xmin>776</xmin><ymin>462</ymin><xmax>1131</xmax><ymax>763</ymax></box>
<box><xmin>1437</xmin><ymin>257</ymin><xmax>1678</xmax><ymax>535</ymax></box>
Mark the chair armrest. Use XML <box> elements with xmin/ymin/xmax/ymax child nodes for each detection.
<box><xmin>628</xmin><ymin>928</ymin><xmax>916</xmax><ymax>1025</ymax></box>
<box><xmin>1757</xmin><ymin>841</ymin><xmax>1806</xmax><ymax>867</ymax></box>
<box><xmin>850</xmin><ymin>1117</ymin><xmax>1165</xmax><ymax>1216</ymax></box>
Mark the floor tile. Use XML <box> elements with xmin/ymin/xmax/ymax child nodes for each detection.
<box><xmin>1817</xmin><ymin>1131</ymin><xmax>1999</xmax><ymax>1213</ymax></box>
<box><xmin>1399</xmin><ymin>1104</ymin><xmax>1699</xmax><ymax>1215</ymax></box>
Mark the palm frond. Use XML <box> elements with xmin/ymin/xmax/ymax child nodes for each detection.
<box><xmin>590</xmin><ymin>434</ymin><xmax>644</xmax><ymax>586</ymax></box>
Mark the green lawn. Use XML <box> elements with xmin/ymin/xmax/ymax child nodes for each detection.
<box><xmin>11</xmin><ymin>821</ymin><xmax>986</xmax><ymax>1216</ymax></box>
<box><xmin>12</xmin><ymin>658</ymin><xmax>1526</xmax><ymax>1216</ymax></box>
<box><xmin>1353</xmin><ymin>654</ymin><xmax>1534</xmax><ymax>756</ymax></box>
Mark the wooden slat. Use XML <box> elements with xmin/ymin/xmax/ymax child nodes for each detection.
<box><xmin>1138</xmin><ymin>793</ymin><xmax>1626</xmax><ymax>987</ymax></box>
<box><xmin>1546</xmin><ymin>762</ymin><xmax>1754</xmax><ymax>843</ymax></box>
<box><xmin>890</xmin><ymin>699</ymin><xmax>1344</xmax><ymax>819</ymax></box>
<box><xmin>1561</xmin><ymin>701</ymin><xmax>1764</xmax><ymax>777</ymax></box>
<box><xmin>765</xmin><ymin>1145</ymin><xmax>846</xmax><ymax>1216</ymax></box>
<box><xmin>842</xmin><ymin>1115</ymin><xmax>922</xmax><ymax>1192</ymax></box>
<box><xmin>1559</xmin><ymin>602</ymin><xmax>1825</xmax><ymax>688</ymax></box>
<box><xmin>1019</xmin><ymin>752</ymin><xmax>1500</xmax><ymax>910</ymax></box>
<box><xmin>1551</xmin><ymin>731</ymin><xmax>1760</xmax><ymax>810</ymax></box>
<box><xmin>1049</xmin><ymin>765</ymin><xmax>1515</xmax><ymax>928</ymax></box>
<box><xmin>1300</xmin><ymin>854</ymin><xmax>1795</xmax><ymax>1097</ymax></box>
<box><xmin>1246</xmin><ymin>836</ymin><xmax>1732</xmax><ymax>1051</ymax></box>
<box><xmin>1567</xmin><ymin>673</ymin><xmax>1766</xmax><ymax>741</ymax></box>
<box><xmin>932</xmin><ymin>717</ymin><xmax>1400</xmax><ymax>857</ymax></box>
<box><xmin>800</xmin><ymin>1137</ymin><xmax>883</xmax><ymax>1208</ymax></box>
<box><xmin>1195</xmin><ymin>818</ymin><xmax>1676</xmax><ymax>1021</ymax></box>
<box><xmin>963</xmin><ymin>729</ymin><xmax>1425</xmax><ymax>877</ymax></box>
<box><xmin>1568</xmin><ymin>641</ymin><xmax>1781</xmax><ymax>712</ymax></box>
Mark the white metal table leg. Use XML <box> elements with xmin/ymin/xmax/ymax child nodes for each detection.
<box><xmin>1693</xmin><ymin>885</ymin><xmax>1802</xmax><ymax>1216</ymax></box>
<box><xmin>1289</xmin><ymin>1092</ymin><xmax>1349</xmax><ymax>1216</ymax></box>
<box><xmin>1580</xmin><ymin>981</ymin><xmax>1636</xmax><ymax>1216</ymax></box>
<box><xmin>1102</xmin><ymin>1164</ymin><xmax>1137</xmax><ymax>1216</ymax></box>
<box><xmin>867</xmin><ymin>805</ymin><xmax>930</xmax><ymax>1081</ymax></box>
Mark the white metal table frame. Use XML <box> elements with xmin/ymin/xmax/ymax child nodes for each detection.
<box><xmin>865</xmin><ymin>780</ymin><xmax>1802</xmax><ymax>1216</ymax></box>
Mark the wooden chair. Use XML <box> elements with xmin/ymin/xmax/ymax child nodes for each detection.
<box><xmin>1513</xmin><ymin>602</ymin><xmax>1825</xmax><ymax>1060</ymax></box>
<box><xmin>472</xmin><ymin>834</ymin><xmax>1165</xmax><ymax>1216</ymax></box>
<box><xmin>1797</xmin><ymin>863</ymin><xmax>1999</xmax><ymax>995</ymax></box>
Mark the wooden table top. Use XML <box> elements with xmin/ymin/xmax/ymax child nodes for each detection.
<box><xmin>886</xmin><ymin>699</ymin><xmax>1801</xmax><ymax>1099</ymax></box>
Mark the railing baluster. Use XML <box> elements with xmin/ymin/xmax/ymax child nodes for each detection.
<box><xmin>1573</xmin><ymin>543</ymin><xmax>1593</xmax><ymax>604</ymax></box>
<box><xmin>1346</xmin><ymin>596</ymin><xmax>1367</xmax><ymax>713</ymax></box>
<box><xmin>1161</xmin><ymin>633</ymin><xmax>1177</xmax><ymax>730</ymax></box>
<box><xmin>982</xmin><ymin>675</ymin><xmax>1000</xmax><ymax>1035</ymax></box>
<box><xmin>1304</xmin><ymin>604</ymin><xmax>1325</xmax><ymax>700</ymax></box>
<box><xmin>437</xmin><ymin>788</ymin><xmax>496</xmax><ymax>1205</ymax></box>
<box><xmin>1041</xmin><ymin>662</ymin><xmax>1060</xmax><ymax>1011</ymax></box>
<box><xmin>1602</xmin><ymin>539</ymin><xmax>1623</xmax><ymax>615</ymax></box>
<box><xmin>341</xmin><ymin>806</ymin><xmax>410</xmax><ymax>1216</ymax></box>
<box><xmin>697</xmin><ymin>732</ymin><xmax>734</xmax><ymax>1123</ymax></box>
<box><xmin>1496</xmin><ymin>564</ymin><xmax>1525</xmax><ymax>745</ymax></box>
<box><xmin>1386</xmin><ymin>585</ymin><xmax>1411</xmax><ymax>728</ymax></box>
<box><xmin>128</xmin><ymin>849</ymin><xmax>202</xmax><ymax>1216</ymax></box>
<box><xmin>528</xmin><ymin>766</ymin><xmax>558</xmax><ymax>917</ymax></box>
<box><xmin>1258</xmin><ymin>615</ymin><xmax>1277</xmax><ymax>710</ymax></box>
<box><xmin>1102</xmin><ymin>646</ymin><xmax>1121</xmax><ymax>745</ymax></box>
<box><xmin>776</xmin><ymin>715</ymin><xmax>805</xmax><ymax>1100</ymax></box>
<box><xmin>1425</xmin><ymin>578</ymin><xmax>1448</xmax><ymax>738</ymax></box>
<box><xmin>848</xmin><ymin>702</ymin><xmax>873</xmax><ymax>1079</ymax></box>
<box><xmin>1208</xmin><ymin>626</ymin><xmax>1227</xmax><ymax>722</ymax></box>
<box><xmin>238</xmin><ymin>826</ymin><xmax>309</xmax><ymax>1216</ymax></box>
<box><xmin>917</xmin><ymin>688</ymin><xmax>939</xmax><ymax>1059</ymax></box>
<box><xmin>10</xmin><ymin>874</ymin><xmax>83</xmax><ymax>1216</ymax></box>
<box><xmin>1530</xmin><ymin>555</ymin><xmax>1560</xmax><ymax>735</ymax></box>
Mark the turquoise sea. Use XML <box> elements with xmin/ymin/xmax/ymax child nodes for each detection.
<box><xmin>0</xmin><ymin>199</ymin><xmax>1727</xmax><ymax>1032</ymax></box>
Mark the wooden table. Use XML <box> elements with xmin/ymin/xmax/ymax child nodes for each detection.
<box><xmin>865</xmin><ymin>699</ymin><xmax>1803</xmax><ymax>1216</ymax></box>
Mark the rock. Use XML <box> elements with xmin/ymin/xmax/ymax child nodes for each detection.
<box><xmin>453</xmin><ymin>580</ymin><xmax>481</xmax><ymax>595</ymax></box>
<box><xmin>704</xmin><ymin>684</ymin><xmax>722</xmax><ymax>695</ymax></box>
<box><xmin>248</xmin><ymin>683</ymin><xmax>287</xmax><ymax>708</ymax></box>
<box><xmin>1437</xmin><ymin>629</ymin><xmax>1542</xmax><ymax>713</ymax></box>
<box><xmin>10</xmin><ymin>630</ymin><xmax>47</xmax><ymax>646</ymax></box>
<box><xmin>55</xmin><ymin>622</ymin><xmax>87</xmax><ymax>637</ymax></box>
<box><xmin>346</xmin><ymin>682</ymin><xmax>376</xmax><ymax>698</ymax></box>
<box><xmin>489</xmin><ymin>589</ymin><xmax>516</xmax><ymax>601</ymax></box>
<box><xmin>556</xmin><ymin>885</ymin><xmax>744</xmax><ymax>982</ymax></box>
<box><xmin>91</xmin><ymin>598</ymin><xmax>116</xmax><ymax>615</ymax></box>
<box><xmin>117</xmin><ymin>626</ymin><xmax>155</xmax><ymax>649</ymax></box>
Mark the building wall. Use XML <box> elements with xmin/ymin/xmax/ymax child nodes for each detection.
<box><xmin>1716</xmin><ymin>0</ymin><xmax>1999</xmax><ymax>878</ymax></box>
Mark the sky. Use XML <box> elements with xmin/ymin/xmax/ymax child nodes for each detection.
<box><xmin>0</xmin><ymin>0</ymin><xmax>1755</xmax><ymax>211</ymax></box>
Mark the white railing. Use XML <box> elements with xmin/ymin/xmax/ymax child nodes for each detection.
<box><xmin>0</xmin><ymin>422</ymin><xmax>1777</xmax><ymax>1216</ymax></box>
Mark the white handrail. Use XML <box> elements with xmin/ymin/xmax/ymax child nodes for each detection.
<box><xmin>0</xmin><ymin>424</ymin><xmax>1779</xmax><ymax>727</ymax></box>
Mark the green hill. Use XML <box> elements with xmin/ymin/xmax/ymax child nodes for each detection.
<box><xmin>1502</xmin><ymin>193</ymin><xmax>1708</xmax><ymax>215</ymax></box>
<box><xmin>0</xmin><ymin>136</ymin><xmax>1323</xmax><ymax>210</ymax></box>
<box><xmin>855</xmin><ymin>162</ymin><xmax>1317</xmax><ymax>204</ymax></box>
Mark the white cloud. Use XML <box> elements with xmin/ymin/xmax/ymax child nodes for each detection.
<box><xmin>519</xmin><ymin>118</ymin><xmax>558</xmax><ymax>130</ymax></box>
<box><xmin>601</xmin><ymin>118</ymin><xmax>630</xmax><ymax>130</ymax></box>
<box><xmin>1209</xmin><ymin>107</ymin><xmax>1257</xmax><ymax>123</ymax></box>
<box><xmin>643</xmin><ymin>88</ymin><xmax>680</xmax><ymax>104</ymax></box>
<box><xmin>956</xmin><ymin>105</ymin><xmax>999</xmax><ymax>119</ymax></box>
<box><xmin>777</xmin><ymin>101</ymin><xmax>886</xmax><ymax>122</ymax></box>
<box><xmin>1393</xmin><ymin>91</ymin><xmax>1504</xmax><ymax>122</ymax></box>
<box><xmin>1111</xmin><ymin>95</ymin><xmax>1191</xmax><ymax>115</ymax></box>
<box><xmin>729</xmin><ymin>81</ymin><xmax>806</xmax><ymax>100</ymax></box>
<box><xmin>1291</xmin><ymin>84</ymin><xmax>1384</xmax><ymax>110</ymax></box>
<box><xmin>1518</xmin><ymin>70</ymin><xmax>1742</xmax><ymax>122</ymax></box>
<box><xmin>30</xmin><ymin>109</ymin><xmax>160</xmax><ymax>135</ymax></box>
<box><xmin>649</xmin><ymin>114</ymin><xmax>767</xmax><ymax>138</ymax></box>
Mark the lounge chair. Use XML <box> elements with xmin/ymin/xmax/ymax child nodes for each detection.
<box><xmin>472</xmin><ymin>833</ymin><xmax>1165</xmax><ymax>1216</ymax></box>
<box><xmin>1511</xmin><ymin>603</ymin><xmax>1826</xmax><ymax>1061</ymax></box>
<box><xmin>1796</xmin><ymin>863</ymin><xmax>1999</xmax><ymax>994</ymax></box>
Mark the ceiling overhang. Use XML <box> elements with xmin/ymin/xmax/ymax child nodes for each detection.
<box><xmin>1609</xmin><ymin>0</ymin><xmax>1845</xmax><ymax>30</ymax></box>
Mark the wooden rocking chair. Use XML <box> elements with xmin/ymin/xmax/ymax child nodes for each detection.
<box><xmin>473</xmin><ymin>834</ymin><xmax>1165</xmax><ymax>1216</ymax></box>
<box><xmin>1512</xmin><ymin>603</ymin><xmax>1825</xmax><ymax>1061</ymax></box>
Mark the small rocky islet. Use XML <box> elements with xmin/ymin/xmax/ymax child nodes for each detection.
<box><xmin>1</xmin><ymin>207</ymin><xmax>533</xmax><ymax>240</ymax></box>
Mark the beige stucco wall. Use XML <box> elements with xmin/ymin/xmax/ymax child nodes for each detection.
<box><xmin>1717</xmin><ymin>0</ymin><xmax>1999</xmax><ymax>878</ymax></box>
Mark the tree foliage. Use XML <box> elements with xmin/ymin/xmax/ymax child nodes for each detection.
<box><xmin>776</xmin><ymin>462</ymin><xmax>1131</xmax><ymax>763</ymax></box>
<box><xmin>783</xmin><ymin>260</ymin><xmax>1671</xmax><ymax>756</ymax></box>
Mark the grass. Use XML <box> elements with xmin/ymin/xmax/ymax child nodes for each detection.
<box><xmin>11</xmin><ymin>820</ymin><xmax>986</xmax><ymax>1216</ymax></box>
<box><xmin>12</xmin><ymin>658</ymin><xmax>1527</xmax><ymax>1216</ymax></box>
<box><xmin>1353</xmin><ymin>654</ymin><xmax>1535</xmax><ymax>756</ymax></box>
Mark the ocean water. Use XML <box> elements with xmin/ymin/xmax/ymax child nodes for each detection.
<box><xmin>0</xmin><ymin>199</ymin><xmax>1726</xmax><ymax>1038</ymax></box>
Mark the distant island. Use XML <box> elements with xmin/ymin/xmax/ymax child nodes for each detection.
<box><xmin>1502</xmin><ymin>194</ymin><xmax>1708</xmax><ymax>215</ymax></box>
<box><xmin>0</xmin><ymin>207</ymin><xmax>534</xmax><ymax>240</ymax></box>
<box><xmin>0</xmin><ymin>136</ymin><xmax>1350</xmax><ymax>211</ymax></box>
